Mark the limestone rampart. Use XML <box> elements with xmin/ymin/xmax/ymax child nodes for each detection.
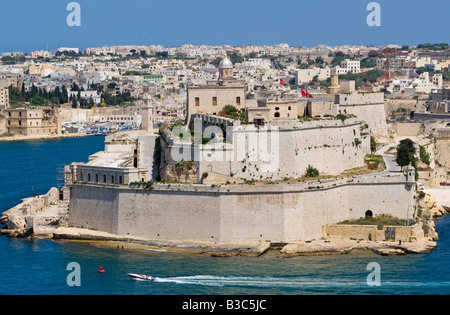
<box><xmin>68</xmin><ymin>174</ymin><xmax>415</xmax><ymax>244</ymax></box>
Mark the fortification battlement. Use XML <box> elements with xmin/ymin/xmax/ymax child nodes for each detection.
<box><xmin>111</xmin><ymin>171</ymin><xmax>409</xmax><ymax>194</ymax></box>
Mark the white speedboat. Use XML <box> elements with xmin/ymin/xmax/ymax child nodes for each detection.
<box><xmin>127</xmin><ymin>273</ymin><xmax>155</xmax><ymax>281</ymax></box>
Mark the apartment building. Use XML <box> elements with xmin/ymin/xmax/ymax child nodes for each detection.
<box><xmin>0</xmin><ymin>88</ymin><xmax>9</xmax><ymax>110</ymax></box>
<box><xmin>331</xmin><ymin>59</ymin><xmax>361</xmax><ymax>75</ymax></box>
<box><xmin>341</xmin><ymin>59</ymin><xmax>360</xmax><ymax>73</ymax></box>
<box><xmin>3</xmin><ymin>107</ymin><xmax>61</xmax><ymax>136</ymax></box>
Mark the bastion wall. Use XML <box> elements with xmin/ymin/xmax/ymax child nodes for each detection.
<box><xmin>68</xmin><ymin>175</ymin><xmax>415</xmax><ymax>243</ymax></box>
<box><xmin>164</xmin><ymin>118</ymin><xmax>371</xmax><ymax>182</ymax></box>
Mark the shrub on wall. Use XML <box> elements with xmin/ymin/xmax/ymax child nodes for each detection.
<box><xmin>305</xmin><ymin>165</ymin><xmax>319</xmax><ymax>177</ymax></box>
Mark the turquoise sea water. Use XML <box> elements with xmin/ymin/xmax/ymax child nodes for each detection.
<box><xmin>1</xmin><ymin>136</ymin><xmax>450</xmax><ymax>296</ymax></box>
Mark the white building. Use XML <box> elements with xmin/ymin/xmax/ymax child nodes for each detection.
<box><xmin>69</xmin><ymin>90</ymin><xmax>102</xmax><ymax>104</ymax></box>
<box><xmin>108</xmin><ymin>114</ymin><xmax>142</xmax><ymax>127</ymax></box>
<box><xmin>57</xmin><ymin>47</ymin><xmax>80</xmax><ymax>54</ymax></box>
<box><xmin>341</xmin><ymin>59</ymin><xmax>360</xmax><ymax>73</ymax></box>
<box><xmin>331</xmin><ymin>59</ymin><xmax>361</xmax><ymax>75</ymax></box>
<box><xmin>295</xmin><ymin>67</ymin><xmax>330</xmax><ymax>84</ymax></box>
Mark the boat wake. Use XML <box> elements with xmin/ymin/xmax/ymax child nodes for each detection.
<box><xmin>152</xmin><ymin>275</ymin><xmax>366</xmax><ymax>288</ymax></box>
<box><xmin>152</xmin><ymin>275</ymin><xmax>450</xmax><ymax>290</ymax></box>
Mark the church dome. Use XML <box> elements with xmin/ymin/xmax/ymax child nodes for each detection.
<box><xmin>219</xmin><ymin>58</ymin><xmax>233</xmax><ymax>68</ymax></box>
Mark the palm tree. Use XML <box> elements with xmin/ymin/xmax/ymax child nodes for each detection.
<box><xmin>183</xmin><ymin>160</ymin><xmax>196</xmax><ymax>183</ymax></box>
<box><xmin>174</xmin><ymin>161</ymin><xmax>184</xmax><ymax>183</ymax></box>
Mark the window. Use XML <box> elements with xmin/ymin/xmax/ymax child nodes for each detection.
<box><xmin>103</xmin><ymin>175</ymin><xmax>107</xmax><ymax>183</ymax></box>
<box><xmin>274</xmin><ymin>112</ymin><xmax>280</xmax><ymax>118</ymax></box>
<box><xmin>236</xmin><ymin>97</ymin><xmax>241</xmax><ymax>105</ymax></box>
<box><xmin>212</xmin><ymin>97</ymin><xmax>217</xmax><ymax>106</ymax></box>
<box><xmin>254</xmin><ymin>118</ymin><xmax>265</xmax><ymax>127</ymax></box>
<box><xmin>111</xmin><ymin>175</ymin><xmax>115</xmax><ymax>184</ymax></box>
<box><xmin>195</xmin><ymin>97</ymin><xmax>200</xmax><ymax>106</ymax></box>
<box><xmin>95</xmin><ymin>174</ymin><xmax>99</xmax><ymax>182</ymax></box>
<box><xmin>88</xmin><ymin>173</ymin><xmax>91</xmax><ymax>181</ymax></box>
<box><xmin>119</xmin><ymin>176</ymin><xmax>123</xmax><ymax>184</ymax></box>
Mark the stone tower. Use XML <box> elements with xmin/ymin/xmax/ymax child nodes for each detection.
<box><xmin>327</xmin><ymin>74</ymin><xmax>340</xmax><ymax>95</ymax></box>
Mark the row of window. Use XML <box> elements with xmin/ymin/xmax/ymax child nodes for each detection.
<box><xmin>85</xmin><ymin>173</ymin><xmax>123</xmax><ymax>184</ymax></box>
<box><xmin>7</xmin><ymin>112</ymin><xmax>40</xmax><ymax>117</ymax></box>
<box><xmin>194</xmin><ymin>97</ymin><xmax>241</xmax><ymax>107</ymax></box>
<box><xmin>8</xmin><ymin>120</ymin><xmax>42</xmax><ymax>126</ymax></box>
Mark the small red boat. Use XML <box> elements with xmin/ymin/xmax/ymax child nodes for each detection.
<box><xmin>99</xmin><ymin>265</ymin><xmax>105</xmax><ymax>273</ymax></box>
<box><xmin>127</xmin><ymin>273</ymin><xmax>155</xmax><ymax>281</ymax></box>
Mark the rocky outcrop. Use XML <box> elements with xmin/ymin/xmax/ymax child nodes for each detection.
<box><xmin>1</xmin><ymin>187</ymin><xmax>63</xmax><ymax>237</ymax></box>
<box><xmin>52</xmin><ymin>227</ymin><xmax>271</xmax><ymax>257</ymax></box>
<box><xmin>423</xmin><ymin>193</ymin><xmax>448</xmax><ymax>217</ymax></box>
<box><xmin>279</xmin><ymin>238</ymin><xmax>437</xmax><ymax>257</ymax></box>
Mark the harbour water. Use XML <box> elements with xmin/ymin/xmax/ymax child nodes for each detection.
<box><xmin>1</xmin><ymin>136</ymin><xmax>450</xmax><ymax>295</ymax></box>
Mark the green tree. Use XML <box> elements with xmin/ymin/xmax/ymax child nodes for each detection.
<box><xmin>30</xmin><ymin>95</ymin><xmax>46</xmax><ymax>106</ymax></box>
<box><xmin>419</xmin><ymin>145</ymin><xmax>431</xmax><ymax>166</ymax></box>
<box><xmin>396</xmin><ymin>138</ymin><xmax>417</xmax><ymax>171</ymax></box>
<box><xmin>227</xmin><ymin>51</ymin><xmax>244</xmax><ymax>64</ymax></box>
<box><xmin>370</xmin><ymin>136</ymin><xmax>377</xmax><ymax>153</ymax></box>
<box><xmin>416</xmin><ymin>67</ymin><xmax>428</xmax><ymax>75</ymax></box>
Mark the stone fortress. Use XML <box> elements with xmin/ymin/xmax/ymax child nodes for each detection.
<box><xmin>1</xmin><ymin>57</ymin><xmax>442</xmax><ymax>256</ymax></box>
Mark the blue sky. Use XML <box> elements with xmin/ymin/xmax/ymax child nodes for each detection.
<box><xmin>0</xmin><ymin>0</ymin><xmax>448</xmax><ymax>53</ymax></box>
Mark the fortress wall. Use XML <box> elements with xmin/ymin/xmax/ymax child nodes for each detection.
<box><xmin>116</xmin><ymin>189</ymin><xmax>221</xmax><ymax>241</ymax></box>
<box><xmin>334</xmin><ymin>92</ymin><xmax>388</xmax><ymax>137</ymax></box>
<box><xmin>394</xmin><ymin>122</ymin><xmax>422</xmax><ymax>136</ymax></box>
<box><xmin>435</xmin><ymin>137</ymin><xmax>450</xmax><ymax>169</ymax></box>
<box><xmin>385</xmin><ymin>98</ymin><xmax>417</xmax><ymax>114</ymax></box>
<box><xmin>336</xmin><ymin>92</ymin><xmax>384</xmax><ymax>105</ymax></box>
<box><xmin>219</xmin><ymin>193</ymin><xmax>286</xmax><ymax>243</ymax></box>
<box><xmin>282</xmin><ymin>181</ymin><xmax>413</xmax><ymax>242</ymax></box>
<box><xmin>199</xmin><ymin>121</ymin><xmax>370</xmax><ymax>181</ymax></box>
<box><xmin>68</xmin><ymin>185</ymin><xmax>120</xmax><ymax>233</ymax></box>
<box><xmin>68</xmin><ymin>177</ymin><xmax>414</xmax><ymax>243</ymax></box>
<box><xmin>338</xmin><ymin>103</ymin><xmax>388</xmax><ymax>137</ymax></box>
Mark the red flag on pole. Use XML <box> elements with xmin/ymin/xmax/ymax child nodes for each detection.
<box><xmin>301</xmin><ymin>89</ymin><xmax>307</xmax><ymax>97</ymax></box>
<box><xmin>280</xmin><ymin>79</ymin><xmax>284</xmax><ymax>85</ymax></box>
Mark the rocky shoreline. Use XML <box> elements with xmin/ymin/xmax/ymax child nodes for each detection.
<box><xmin>0</xmin><ymin>222</ymin><xmax>441</xmax><ymax>257</ymax></box>
<box><xmin>16</xmin><ymin>226</ymin><xmax>437</xmax><ymax>257</ymax></box>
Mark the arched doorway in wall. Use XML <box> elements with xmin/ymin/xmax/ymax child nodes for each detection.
<box><xmin>365</xmin><ymin>210</ymin><xmax>373</xmax><ymax>218</ymax></box>
<box><xmin>274</xmin><ymin>112</ymin><xmax>280</xmax><ymax>118</ymax></box>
